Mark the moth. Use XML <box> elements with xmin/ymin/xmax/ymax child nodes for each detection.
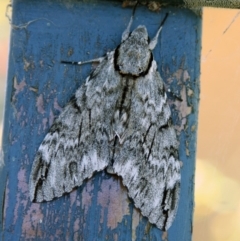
<box><xmin>29</xmin><ymin>9</ymin><xmax>181</xmax><ymax>231</ymax></box>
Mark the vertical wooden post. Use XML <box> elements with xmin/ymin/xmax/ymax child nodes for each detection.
<box><xmin>0</xmin><ymin>0</ymin><xmax>201</xmax><ymax>240</ymax></box>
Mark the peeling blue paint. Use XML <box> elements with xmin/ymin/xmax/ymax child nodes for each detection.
<box><xmin>0</xmin><ymin>1</ymin><xmax>201</xmax><ymax>240</ymax></box>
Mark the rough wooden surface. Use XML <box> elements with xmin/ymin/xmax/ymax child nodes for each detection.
<box><xmin>122</xmin><ymin>0</ymin><xmax>240</xmax><ymax>8</ymax></box>
<box><xmin>0</xmin><ymin>0</ymin><xmax>201</xmax><ymax>240</ymax></box>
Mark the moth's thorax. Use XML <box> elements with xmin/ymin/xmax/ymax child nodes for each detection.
<box><xmin>115</xmin><ymin>26</ymin><xmax>152</xmax><ymax>77</ymax></box>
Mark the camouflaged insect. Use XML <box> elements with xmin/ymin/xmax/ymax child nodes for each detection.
<box><xmin>29</xmin><ymin>11</ymin><xmax>181</xmax><ymax>231</ymax></box>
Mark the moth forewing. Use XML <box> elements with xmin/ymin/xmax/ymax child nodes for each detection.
<box><xmin>29</xmin><ymin>11</ymin><xmax>181</xmax><ymax>231</ymax></box>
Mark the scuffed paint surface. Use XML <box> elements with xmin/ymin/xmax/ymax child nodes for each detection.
<box><xmin>81</xmin><ymin>180</ymin><xmax>94</xmax><ymax>216</ymax></box>
<box><xmin>14</xmin><ymin>168</ymin><xmax>28</xmax><ymax>224</ymax></box>
<box><xmin>165</xmin><ymin>66</ymin><xmax>193</xmax><ymax>133</ymax></box>
<box><xmin>53</xmin><ymin>98</ymin><xmax>63</xmax><ymax>112</ymax></box>
<box><xmin>12</xmin><ymin>76</ymin><xmax>26</xmax><ymax>103</ymax></box>
<box><xmin>1</xmin><ymin>2</ymin><xmax>200</xmax><ymax>240</ymax></box>
<box><xmin>132</xmin><ymin>208</ymin><xmax>141</xmax><ymax>241</ymax></box>
<box><xmin>162</xmin><ymin>231</ymin><xmax>168</xmax><ymax>241</ymax></box>
<box><xmin>36</xmin><ymin>94</ymin><xmax>45</xmax><ymax>114</ymax></box>
<box><xmin>23</xmin><ymin>58</ymin><xmax>35</xmax><ymax>71</ymax></box>
<box><xmin>175</xmin><ymin>85</ymin><xmax>192</xmax><ymax>131</ymax></box>
<box><xmin>114</xmin><ymin>233</ymin><xmax>118</xmax><ymax>241</ymax></box>
<box><xmin>3</xmin><ymin>178</ymin><xmax>9</xmax><ymax>228</ymax></box>
<box><xmin>15</xmin><ymin>168</ymin><xmax>43</xmax><ymax>238</ymax></box>
<box><xmin>22</xmin><ymin>203</ymin><xmax>43</xmax><ymax>238</ymax></box>
<box><xmin>97</xmin><ymin>178</ymin><xmax>130</xmax><ymax>230</ymax></box>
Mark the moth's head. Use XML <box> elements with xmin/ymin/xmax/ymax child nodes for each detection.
<box><xmin>115</xmin><ymin>25</ymin><xmax>152</xmax><ymax>77</ymax></box>
<box><xmin>130</xmin><ymin>25</ymin><xmax>149</xmax><ymax>42</ymax></box>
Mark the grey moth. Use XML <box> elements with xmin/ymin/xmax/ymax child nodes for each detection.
<box><xmin>29</xmin><ymin>10</ymin><xmax>181</xmax><ymax>231</ymax></box>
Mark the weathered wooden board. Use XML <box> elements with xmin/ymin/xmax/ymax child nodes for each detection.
<box><xmin>0</xmin><ymin>0</ymin><xmax>201</xmax><ymax>240</ymax></box>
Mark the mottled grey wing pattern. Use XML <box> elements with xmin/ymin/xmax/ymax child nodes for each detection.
<box><xmin>29</xmin><ymin>52</ymin><xmax>121</xmax><ymax>202</ymax></box>
<box><xmin>30</xmin><ymin>12</ymin><xmax>181</xmax><ymax>231</ymax></box>
<box><xmin>111</xmin><ymin>60</ymin><xmax>181</xmax><ymax>231</ymax></box>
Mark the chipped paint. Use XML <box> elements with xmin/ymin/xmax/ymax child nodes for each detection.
<box><xmin>164</xmin><ymin>65</ymin><xmax>193</xmax><ymax>134</ymax></box>
<box><xmin>162</xmin><ymin>231</ymin><xmax>168</xmax><ymax>241</ymax></box>
<box><xmin>12</xmin><ymin>76</ymin><xmax>26</xmax><ymax>103</ymax></box>
<box><xmin>185</xmin><ymin>141</ymin><xmax>190</xmax><ymax>156</ymax></box>
<box><xmin>36</xmin><ymin>94</ymin><xmax>45</xmax><ymax>114</ymax></box>
<box><xmin>132</xmin><ymin>208</ymin><xmax>141</xmax><ymax>241</ymax></box>
<box><xmin>42</xmin><ymin>117</ymin><xmax>48</xmax><ymax>131</ymax></box>
<box><xmin>70</xmin><ymin>188</ymin><xmax>77</xmax><ymax>206</ymax></box>
<box><xmin>49</xmin><ymin>109</ymin><xmax>55</xmax><ymax>127</ymax></box>
<box><xmin>81</xmin><ymin>180</ymin><xmax>94</xmax><ymax>216</ymax></box>
<box><xmin>191</xmin><ymin>125</ymin><xmax>196</xmax><ymax>132</ymax></box>
<box><xmin>73</xmin><ymin>221</ymin><xmax>81</xmax><ymax>240</ymax></box>
<box><xmin>144</xmin><ymin>222</ymin><xmax>151</xmax><ymax>234</ymax></box>
<box><xmin>174</xmin><ymin>90</ymin><xmax>191</xmax><ymax>131</ymax></box>
<box><xmin>74</xmin><ymin>218</ymin><xmax>80</xmax><ymax>233</ymax></box>
<box><xmin>23</xmin><ymin>58</ymin><xmax>34</xmax><ymax>71</ymax></box>
<box><xmin>54</xmin><ymin>98</ymin><xmax>63</xmax><ymax>112</ymax></box>
<box><xmin>178</xmin><ymin>86</ymin><xmax>192</xmax><ymax>118</ymax></box>
<box><xmin>65</xmin><ymin>190</ymin><xmax>78</xmax><ymax>240</ymax></box>
<box><xmin>183</xmin><ymin>69</ymin><xmax>190</xmax><ymax>82</ymax></box>
<box><xmin>0</xmin><ymin>149</ymin><xmax>4</xmax><ymax>168</ymax></box>
<box><xmin>13</xmin><ymin>168</ymin><xmax>28</xmax><ymax>224</ymax></box>
<box><xmin>22</xmin><ymin>203</ymin><xmax>43</xmax><ymax>238</ymax></box>
<box><xmin>166</xmin><ymin>68</ymin><xmax>193</xmax><ymax>133</ymax></box>
<box><xmin>10</xmin><ymin>167</ymin><xmax>44</xmax><ymax>238</ymax></box>
<box><xmin>16</xmin><ymin>106</ymin><xmax>23</xmax><ymax>120</ymax></box>
<box><xmin>67</xmin><ymin>48</ymin><xmax>74</xmax><ymax>57</ymax></box>
<box><xmin>1</xmin><ymin>3</ymin><xmax>200</xmax><ymax>239</ymax></box>
<box><xmin>187</xmin><ymin>88</ymin><xmax>194</xmax><ymax>97</ymax></box>
<box><xmin>3</xmin><ymin>178</ymin><xmax>9</xmax><ymax>227</ymax></box>
<box><xmin>97</xmin><ymin>178</ymin><xmax>129</xmax><ymax>229</ymax></box>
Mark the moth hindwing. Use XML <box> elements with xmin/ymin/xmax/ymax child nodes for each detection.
<box><xmin>29</xmin><ymin>10</ymin><xmax>181</xmax><ymax>231</ymax></box>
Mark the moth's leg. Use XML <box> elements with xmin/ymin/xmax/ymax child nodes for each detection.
<box><xmin>149</xmin><ymin>13</ymin><xmax>169</xmax><ymax>50</ymax></box>
<box><xmin>121</xmin><ymin>3</ymin><xmax>138</xmax><ymax>42</ymax></box>
<box><xmin>166</xmin><ymin>87</ymin><xmax>183</xmax><ymax>102</ymax></box>
<box><xmin>162</xmin><ymin>81</ymin><xmax>183</xmax><ymax>102</ymax></box>
<box><xmin>61</xmin><ymin>57</ymin><xmax>105</xmax><ymax>66</ymax></box>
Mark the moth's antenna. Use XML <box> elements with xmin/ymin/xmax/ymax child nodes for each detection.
<box><xmin>149</xmin><ymin>13</ymin><xmax>169</xmax><ymax>50</ymax></box>
<box><xmin>61</xmin><ymin>57</ymin><xmax>104</xmax><ymax>66</ymax></box>
<box><xmin>121</xmin><ymin>3</ymin><xmax>138</xmax><ymax>42</ymax></box>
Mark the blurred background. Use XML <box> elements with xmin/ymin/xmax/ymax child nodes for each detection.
<box><xmin>0</xmin><ymin>1</ymin><xmax>240</xmax><ymax>240</ymax></box>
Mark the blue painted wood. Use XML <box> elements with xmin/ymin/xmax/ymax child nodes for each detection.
<box><xmin>0</xmin><ymin>0</ymin><xmax>201</xmax><ymax>240</ymax></box>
